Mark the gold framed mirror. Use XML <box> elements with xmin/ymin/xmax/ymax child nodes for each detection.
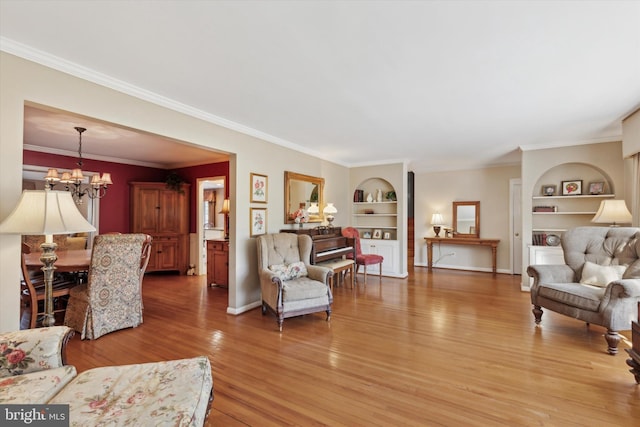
<box><xmin>453</xmin><ymin>201</ymin><xmax>480</xmax><ymax>238</ymax></box>
<box><xmin>284</xmin><ymin>171</ymin><xmax>324</xmax><ymax>224</ymax></box>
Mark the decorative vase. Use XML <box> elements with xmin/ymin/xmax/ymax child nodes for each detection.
<box><xmin>376</xmin><ymin>189</ymin><xmax>383</xmax><ymax>202</ymax></box>
<box><xmin>299</xmin><ymin>222</ymin><xmax>303</xmax><ymax>229</ymax></box>
<box><xmin>366</xmin><ymin>193</ymin><xmax>373</xmax><ymax>202</ymax></box>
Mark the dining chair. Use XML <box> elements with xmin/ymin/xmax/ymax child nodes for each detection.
<box><xmin>341</xmin><ymin>227</ymin><xmax>384</xmax><ymax>284</ymax></box>
<box><xmin>20</xmin><ymin>243</ymin><xmax>77</xmax><ymax>329</ymax></box>
<box><xmin>64</xmin><ymin>233</ymin><xmax>148</xmax><ymax>339</ymax></box>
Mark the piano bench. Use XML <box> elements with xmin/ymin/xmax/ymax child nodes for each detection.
<box><xmin>317</xmin><ymin>259</ymin><xmax>355</xmax><ymax>291</ymax></box>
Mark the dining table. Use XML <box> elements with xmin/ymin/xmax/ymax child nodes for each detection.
<box><xmin>24</xmin><ymin>249</ymin><xmax>92</xmax><ymax>273</ymax></box>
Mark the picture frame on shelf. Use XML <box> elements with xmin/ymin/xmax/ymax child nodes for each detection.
<box><xmin>383</xmin><ymin>231</ymin><xmax>391</xmax><ymax>240</ymax></box>
<box><xmin>362</xmin><ymin>231</ymin><xmax>372</xmax><ymax>239</ymax></box>
<box><xmin>561</xmin><ymin>180</ymin><xmax>582</xmax><ymax>196</ymax></box>
<box><xmin>250</xmin><ymin>208</ymin><xmax>267</xmax><ymax>237</ymax></box>
<box><xmin>588</xmin><ymin>181</ymin><xmax>604</xmax><ymax>195</ymax></box>
<box><xmin>541</xmin><ymin>185</ymin><xmax>556</xmax><ymax>196</ymax></box>
<box><xmin>250</xmin><ymin>173</ymin><xmax>268</xmax><ymax>203</ymax></box>
<box><xmin>372</xmin><ymin>229</ymin><xmax>382</xmax><ymax>239</ymax></box>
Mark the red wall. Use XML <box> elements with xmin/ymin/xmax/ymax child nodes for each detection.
<box><xmin>24</xmin><ymin>150</ymin><xmax>230</xmax><ymax>234</ymax></box>
<box><xmin>173</xmin><ymin>162</ymin><xmax>230</xmax><ymax>234</ymax></box>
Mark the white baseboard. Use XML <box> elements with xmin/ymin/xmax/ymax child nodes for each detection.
<box><xmin>227</xmin><ymin>300</ymin><xmax>262</xmax><ymax>315</ymax></box>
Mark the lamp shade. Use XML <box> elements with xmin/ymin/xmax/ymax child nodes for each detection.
<box><xmin>323</xmin><ymin>203</ymin><xmax>337</xmax><ymax>215</ymax></box>
<box><xmin>431</xmin><ymin>213</ymin><xmax>445</xmax><ymax>226</ymax></box>
<box><xmin>307</xmin><ymin>203</ymin><xmax>319</xmax><ymax>214</ymax></box>
<box><xmin>591</xmin><ymin>199</ymin><xmax>632</xmax><ymax>225</ymax></box>
<box><xmin>0</xmin><ymin>190</ymin><xmax>96</xmax><ymax>236</ymax></box>
<box><xmin>219</xmin><ymin>198</ymin><xmax>230</xmax><ymax>214</ymax></box>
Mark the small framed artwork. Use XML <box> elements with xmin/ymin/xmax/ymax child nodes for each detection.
<box><xmin>561</xmin><ymin>180</ymin><xmax>582</xmax><ymax>196</ymax></box>
<box><xmin>383</xmin><ymin>231</ymin><xmax>391</xmax><ymax>240</ymax></box>
<box><xmin>250</xmin><ymin>173</ymin><xmax>268</xmax><ymax>203</ymax></box>
<box><xmin>363</xmin><ymin>231</ymin><xmax>372</xmax><ymax>239</ymax></box>
<box><xmin>250</xmin><ymin>208</ymin><xmax>267</xmax><ymax>237</ymax></box>
<box><xmin>541</xmin><ymin>185</ymin><xmax>556</xmax><ymax>196</ymax></box>
<box><xmin>588</xmin><ymin>181</ymin><xmax>604</xmax><ymax>195</ymax></box>
<box><xmin>372</xmin><ymin>229</ymin><xmax>382</xmax><ymax>239</ymax></box>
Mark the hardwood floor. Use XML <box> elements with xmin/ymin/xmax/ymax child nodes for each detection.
<box><xmin>66</xmin><ymin>268</ymin><xmax>640</xmax><ymax>426</ymax></box>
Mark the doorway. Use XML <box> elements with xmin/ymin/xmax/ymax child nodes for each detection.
<box><xmin>197</xmin><ymin>177</ymin><xmax>226</xmax><ymax>275</ymax></box>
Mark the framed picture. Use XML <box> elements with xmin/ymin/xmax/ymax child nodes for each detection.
<box><xmin>541</xmin><ymin>185</ymin><xmax>556</xmax><ymax>196</ymax></box>
<box><xmin>250</xmin><ymin>173</ymin><xmax>268</xmax><ymax>203</ymax></box>
<box><xmin>363</xmin><ymin>231</ymin><xmax>372</xmax><ymax>239</ymax></box>
<box><xmin>561</xmin><ymin>180</ymin><xmax>582</xmax><ymax>196</ymax></box>
<box><xmin>588</xmin><ymin>181</ymin><xmax>604</xmax><ymax>195</ymax></box>
<box><xmin>250</xmin><ymin>208</ymin><xmax>267</xmax><ymax>237</ymax></box>
<box><xmin>372</xmin><ymin>229</ymin><xmax>382</xmax><ymax>239</ymax></box>
<box><xmin>383</xmin><ymin>231</ymin><xmax>391</xmax><ymax>240</ymax></box>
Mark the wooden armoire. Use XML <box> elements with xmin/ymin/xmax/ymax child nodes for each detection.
<box><xmin>130</xmin><ymin>182</ymin><xmax>190</xmax><ymax>274</ymax></box>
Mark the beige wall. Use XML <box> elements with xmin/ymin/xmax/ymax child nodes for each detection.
<box><xmin>413</xmin><ymin>165</ymin><xmax>521</xmax><ymax>273</ymax></box>
<box><xmin>0</xmin><ymin>52</ymin><xmax>349</xmax><ymax>331</ymax></box>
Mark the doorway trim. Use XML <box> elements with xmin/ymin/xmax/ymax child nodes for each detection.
<box><xmin>196</xmin><ymin>176</ymin><xmax>226</xmax><ymax>275</ymax></box>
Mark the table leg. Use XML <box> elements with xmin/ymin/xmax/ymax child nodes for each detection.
<box><xmin>427</xmin><ymin>242</ymin><xmax>433</xmax><ymax>271</ymax></box>
<box><xmin>491</xmin><ymin>245</ymin><xmax>497</xmax><ymax>274</ymax></box>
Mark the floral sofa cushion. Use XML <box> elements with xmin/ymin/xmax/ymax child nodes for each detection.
<box><xmin>1</xmin><ymin>327</ymin><xmax>70</xmax><ymax>378</ymax></box>
<box><xmin>49</xmin><ymin>356</ymin><xmax>213</xmax><ymax>426</ymax></box>
<box><xmin>0</xmin><ymin>365</ymin><xmax>77</xmax><ymax>404</ymax></box>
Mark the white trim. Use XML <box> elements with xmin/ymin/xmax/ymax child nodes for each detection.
<box><xmin>519</xmin><ymin>136</ymin><xmax>622</xmax><ymax>152</ymax></box>
<box><xmin>23</xmin><ymin>144</ymin><xmax>166</xmax><ymax>169</ymax></box>
<box><xmin>226</xmin><ymin>300</ymin><xmax>262</xmax><ymax>315</ymax></box>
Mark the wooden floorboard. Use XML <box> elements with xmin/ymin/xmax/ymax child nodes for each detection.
<box><xmin>66</xmin><ymin>267</ymin><xmax>640</xmax><ymax>426</ymax></box>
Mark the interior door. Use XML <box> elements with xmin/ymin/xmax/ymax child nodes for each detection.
<box><xmin>510</xmin><ymin>178</ymin><xmax>522</xmax><ymax>274</ymax></box>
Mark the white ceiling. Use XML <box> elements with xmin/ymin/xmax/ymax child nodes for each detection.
<box><xmin>2</xmin><ymin>1</ymin><xmax>639</xmax><ymax>172</ymax></box>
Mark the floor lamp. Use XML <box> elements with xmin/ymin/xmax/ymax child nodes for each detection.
<box><xmin>0</xmin><ymin>190</ymin><xmax>95</xmax><ymax>327</ymax></box>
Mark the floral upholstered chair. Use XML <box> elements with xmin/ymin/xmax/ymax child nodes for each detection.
<box><xmin>0</xmin><ymin>326</ymin><xmax>76</xmax><ymax>404</ymax></box>
<box><xmin>256</xmin><ymin>233</ymin><xmax>333</xmax><ymax>331</ymax></box>
<box><xmin>65</xmin><ymin>233</ymin><xmax>149</xmax><ymax>339</ymax></box>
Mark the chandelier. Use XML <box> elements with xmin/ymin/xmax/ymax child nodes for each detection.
<box><xmin>44</xmin><ymin>127</ymin><xmax>112</xmax><ymax>204</ymax></box>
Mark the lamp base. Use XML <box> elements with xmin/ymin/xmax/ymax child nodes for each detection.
<box><xmin>433</xmin><ymin>226</ymin><xmax>441</xmax><ymax>237</ymax></box>
<box><xmin>39</xmin><ymin>241</ymin><xmax>59</xmax><ymax>327</ymax></box>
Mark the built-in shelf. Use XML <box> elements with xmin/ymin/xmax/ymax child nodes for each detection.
<box><xmin>533</xmin><ymin>211</ymin><xmax>598</xmax><ymax>215</ymax></box>
<box><xmin>532</xmin><ymin>194</ymin><xmax>614</xmax><ymax>200</ymax></box>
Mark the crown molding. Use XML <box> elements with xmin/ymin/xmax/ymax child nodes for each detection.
<box><xmin>519</xmin><ymin>135</ymin><xmax>622</xmax><ymax>152</ymax></box>
<box><xmin>1</xmin><ymin>37</ymin><xmax>349</xmax><ymax>168</ymax></box>
<box><xmin>23</xmin><ymin>144</ymin><xmax>166</xmax><ymax>169</ymax></box>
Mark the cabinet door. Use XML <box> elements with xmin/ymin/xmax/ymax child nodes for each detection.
<box><xmin>158</xmin><ymin>190</ymin><xmax>185</xmax><ymax>233</ymax></box>
<box><xmin>360</xmin><ymin>239</ymin><xmax>397</xmax><ymax>275</ymax></box>
<box><xmin>136</xmin><ymin>188</ymin><xmax>160</xmax><ymax>234</ymax></box>
<box><xmin>156</xmin><ymin>239</ymin><xmax>179</xmax><ymax>271</ymax></box>
<box><xmin>213</xmin><ymin>250</ymin><xmax>229</xmax><ymax>287</ymax></box>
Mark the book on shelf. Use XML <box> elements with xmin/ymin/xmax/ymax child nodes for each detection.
<box><xmin>533</xmin><ymin>205</ymin><xmax>557</xmax><ymax>212</ymax></box>
<box><xmin>532</xmin><ymin>232</ymin><xmax>547</xmax><ymax>246</ymax></box>
<box><xmin>353</xmin><ymin>189</ymin><xmax>364</xmax><ymax>202</ymax></box>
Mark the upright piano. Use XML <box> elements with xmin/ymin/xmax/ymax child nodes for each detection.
<box><xmin>280</xmin><ymin>226</ymin><xmax>355</xmax><ymax>264</ymax></box>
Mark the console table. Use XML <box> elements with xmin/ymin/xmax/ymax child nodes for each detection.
<box><xmin>425</xmin><ymin>237</ymin><xmax>500</xmax><ymax>274</ymax></box>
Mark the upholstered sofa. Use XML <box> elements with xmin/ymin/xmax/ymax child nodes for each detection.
<box><xmin>527</xmin><ymin>226</ymin><xmax>640</xmax><ymax>355</ymax></box>
<box><xmin>1</xmin><ymin>326</ymin><xmax>213</xmax><ymax>426</ymax></box>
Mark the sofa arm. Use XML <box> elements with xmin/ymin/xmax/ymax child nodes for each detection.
<box><xmin>527</xmin><ymin>264</ymin><xmax>576</xmax><ymax>286</ymax></box>
<box><xmin>0</xmin><ymin>326</ymin><xmax>74</xmax><ymax>378</ymax></box>
<box><xmin>607</xmin><ymin>278</ymin><xmax>640</xmax><ymax>299</ymax></box>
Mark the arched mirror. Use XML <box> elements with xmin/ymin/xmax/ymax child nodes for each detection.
<box><xmin>453</xmin><ymin>201</ymin><xmax>480</xmax><ymax>238</ymax></box>
<box><xmin>284</xmin><ymin>171</ymin><xmax>324</xmax><ymax>223</ymax></box>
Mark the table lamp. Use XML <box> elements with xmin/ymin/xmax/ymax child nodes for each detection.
<box><xmin>323</xmin><ymin>203</ymin><xmax>337</xmax><ymax>227</ymax></box>
<box><xmin>591</xmin><ymin>199</ymin><xmax>632</xmax><ymax>226</ymax></box>
<box><xmin>220</xmin><ymin>198</ymin><xmax>230</xmax><ymax>239</ymax></box>
<box><xmin>0</xmin><ymin>190</ymin><xmax>96</xmax><ymax>326</ymax></box>
<box><xmin>431</xmin><ymin>213</ymin><xmax>445</xmax><ymax>237</ymax></box>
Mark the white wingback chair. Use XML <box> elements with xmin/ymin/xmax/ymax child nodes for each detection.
<box><xmin>256</xmin><ymin>233</ymin><xmax>333</xmax><ymax>331</ymax></box>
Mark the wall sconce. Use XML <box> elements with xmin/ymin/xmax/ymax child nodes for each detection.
<box><xmin>431</xmin><ymin>213</ymin><xmax>445</xmax><ymax>237</ymax></box>
<box><xmin>592</xmin><ymin>200</ymin><xmax>632</xmax><ymax>226</ymax></box>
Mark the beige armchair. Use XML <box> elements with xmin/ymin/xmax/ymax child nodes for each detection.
<box><xmin>527</xmin><ymin>226</ymin><xmax>640</xmax><ymax>354</ymax></box>
<box><xmin>65</xmin><ymin>233</ymin><xmax>149</xmax><ymax>339</ymax></box>
<box><xmin>256</xmin><ymin>233</ymin><xmax>333</xmax><ymax>331</ymax></box>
